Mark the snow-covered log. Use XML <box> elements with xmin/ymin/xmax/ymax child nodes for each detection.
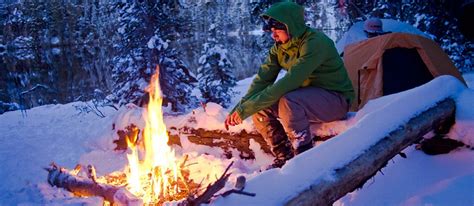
<box><xmin>45</xmin><ymin>164</ymin><xmax>142</xmax><ymax>205</ymax></box>
<box><xmin>285</xmin><ymin>98</ymin><xmax>456</xmax><ymax>206</ymax></box>
<box><xmin>184</xmin><ymin>128</ymin><xmax>272</xmax><ymax>158</ymax></box>
<box><xmin>114</xmin><ymin>125</ymin><xmax>272</xmax><ymax>159</ymax></box>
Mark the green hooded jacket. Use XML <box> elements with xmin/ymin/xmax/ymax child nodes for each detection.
<box><xmin>231</xmin><ymin>2</ymin><xmax>354</xmax><ymax>120</ymax></box>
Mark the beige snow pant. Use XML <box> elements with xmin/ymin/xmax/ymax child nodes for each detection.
<box><xmin>252</xmin><ymin>87</ymin><xmax>349</xmax><ymax>156</ymax></box>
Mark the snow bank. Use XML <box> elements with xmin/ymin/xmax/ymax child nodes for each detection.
<box><xmin>336</xmin><ymin>146</ymin><xmax>474</xmax><ymax>206</ymax></box>
<box><xmin>448</xmin><ymin>89</ymin><xmax>474</xmax><ymax>146</ymax></box>
<box><xmin>0</xmin><ymin>102</ymin><xmax>118</xmax><ymax>204</ymax></box>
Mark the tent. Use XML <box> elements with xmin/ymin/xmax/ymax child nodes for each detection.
<box><xmin>343</xmin><ymin>32</ymin><xmax>466</xmax><ymax>110</ymax></box>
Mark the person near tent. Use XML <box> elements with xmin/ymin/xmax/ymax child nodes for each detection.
<box><xmin>224</xmin><ymin>2</ymin><xmax>355</xmax><ymax>168</ymax></box>
<box><xmin>363</xmin><ymin>17</ymin><xmax>391</xmax><ymax>38</ymax></box>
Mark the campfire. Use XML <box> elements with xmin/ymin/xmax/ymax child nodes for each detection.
<box><xmin>124</xmin><ymin>66</ymin><xmax>194</xmax><ymax>203</ymax></box>
<box><xmin>45</xmin><ymin>66</ymin><xmax>241</xmax><ymax>205</ymax></box>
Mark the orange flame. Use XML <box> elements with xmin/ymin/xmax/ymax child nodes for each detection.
<box><xmin>126</xmin><ymin>65</ymin><xmax>182</xmax><ymax>203</ymax></box>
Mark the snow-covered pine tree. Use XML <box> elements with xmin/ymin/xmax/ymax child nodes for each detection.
<box><xmin>197</xmin><ymin>40</ymin><xmax>236</xmax><ymax>108</ymax></box>
<box><xmin>196</xmin><ymin>4</ymin><xmax>236</xmax><ymax>109</ymax></box>
<box><xmin>111</xmin><ymin>2</ymin><xmax>152</xmax><ymax>106</ymax></box>
<box><xmin>152</xmin><ymin>1</ymin><xmax>198</xmax><ymax>112</ymax></box>
<box><xmin>249</xmin><ymin>0</ymin><xmax>276</xmax><ymax>68</ymax></box>
<box><xmin>149</xmin><ymin>34</ymin><xmax>198</xmax><ymax>112</ymax></box>
<box><xmin>111</xmin><ymin>1</ymin><xmax>197</xmax><ymax>112</ymax></box>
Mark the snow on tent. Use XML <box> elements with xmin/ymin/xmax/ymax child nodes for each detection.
<box><xmin>342</xmin><ymin>32</ymin><xmax>466</xmax><ymax>110</ymax></box>
<box><xmin>335</xmin><ymin>19</ymin><xmax>428</xmax><ymax>54</ymax></box>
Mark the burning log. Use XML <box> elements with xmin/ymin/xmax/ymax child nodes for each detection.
<box><xmin>114</xmin><ymin>124</ymin><xmax>140</xmax><ymax>150</ymax></box>
<box><xmin>285</xmin><ymin>98</ymin><xmax>456</xmax><ymax>206</ymax></box>
<box><xmin>45</xmin><ymin>163</ymin><xmax>142</xmax><ymax>205</ymax></box>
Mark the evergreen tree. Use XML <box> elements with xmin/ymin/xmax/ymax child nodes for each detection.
<box><xmin>197</xmin><ymin>41</ymin><xmax>236</xmax><ymax>108</ymax></box>
<box><xmin>111</xmin><ymin>2</ymin><xmax>151</xmax><ymax>106</ymax></box>
<box><xmin>149</xmin><ymin>34</ymin><xmax>198</xmax><ymax>112</ymax></box>
<box><xmin>111</xmin><ymin>1</ymin><xmax>197</xmax><ymax>112</ymax></box>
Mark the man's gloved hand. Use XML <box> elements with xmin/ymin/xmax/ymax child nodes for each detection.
<box><xmin>224</xmin><ymin>112</ymin><xmax>242</xmax><ymax>130</ymax></box>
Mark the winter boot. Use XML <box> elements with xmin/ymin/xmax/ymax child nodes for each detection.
<box><xmin>266</xmin><ymin>141</ymin><xmax>294</xmax><ymax>170</ymax></box>
<box><xmin>294</xmin><ymin>141</ymin><xmax>313</xmax><ymax>155</ymax></box>
<box><xmin>287</xmin><ymin>127</ymin><xmax>313</xmax><ymax>155</ymax></box>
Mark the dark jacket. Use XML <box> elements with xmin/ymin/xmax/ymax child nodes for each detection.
<box><xmin>231</xmin><ymin>2</ymin><xmax>354</xmax><ymax>120</ymax></box>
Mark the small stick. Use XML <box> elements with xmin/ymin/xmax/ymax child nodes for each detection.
<box><xmin>221</xmin><ymin>189</ymin><xmax>256</xmax><ymax>197</ymax></box>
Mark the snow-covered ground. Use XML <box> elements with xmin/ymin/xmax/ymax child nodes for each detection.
<box><xmin>0</xmin><ymin>72</ymin><xmax>473</xmax><ymax>205</ymax></box>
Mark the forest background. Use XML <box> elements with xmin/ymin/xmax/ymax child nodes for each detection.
<box><xmin>1</xmin><ymin>0</ymin><xmax>472</xmax><ymax>114</ymax></box>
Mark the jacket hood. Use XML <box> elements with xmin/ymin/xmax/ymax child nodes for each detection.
<box><xmin>261</xmin><ymin>2</ymin><xmax>307</xmax><ymax>38</ymax></box>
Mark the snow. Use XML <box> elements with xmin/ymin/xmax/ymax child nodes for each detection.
<box><xmin>52</xmin><ymin>48</ymin><xmax>61</xmax><ymax>55</ymax></box>
<box><xmin>0</xmin><ymin>43</ymin><xmax>5</xmax><ymax>50</ymax></box>
<box><xmin>0</xmin><ymin>71</ymin><xmax>473</xmax><ymax>205</ymax></box>
<box><xmin>448</xmin><ymin>87</ymin><xmax>474</xmax><ymax>146</ymax></box>
<box><xmin>50</xmin><ymin>37</ymin><xmax>60</xmax><ymax>45</ymax></box>
<box><xmin>204</xmin><ymin>102</ymin><xmax>225</xmax><ymax>116</ymax></box>
<box><xmin>147</xmin><ymin>35</ymin><xmax>168</xmax><ymax>50</ymax></box>
<box><xmin>337</xmin><ymin>146</ymin><xmax>474</xmax><ymax>206</ymax></box>
<box><xmin>164</xmin><ymin>103</ymin><xmax>254</xmax><ymax>133</ymax></box>
<box><xmin>0</xmin><ymin>103</ymin><xmax>119</xmax><ymax>204</ymax></box>
<box><xmin>118</xmin><ymin>25</ymin><xmax>125</xmax><ymax>34</ymax></box>
<box><xmin>248</xmin><ymin>29</ymin><xmax>264</xmax><ymax>36</ymax></box>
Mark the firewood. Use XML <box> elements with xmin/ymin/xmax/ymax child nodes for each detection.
<box><xmin>181</xmin><ymin>161</ymin><xmax>234</xmax><ymax>206</ymax></box>
<box><xmin>114</xmin><ymin>124</ymin><xmax>140</xmax><ymax>150</ymax></box>
<box><xmin>45</xmin><ymin>163</ymin><xmax>142</xmax><ymax>205</ymax></box>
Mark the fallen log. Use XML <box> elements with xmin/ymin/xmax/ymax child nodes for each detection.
<box><xmin>45</xmin><ymin>163</ymin><xmax>142</xmax><ymax>205</ymax></box>
<box><xmin>183</xmin><ymin>128</ymin><xmax>271</xmax><ymax>159</ymax></box>
<box><xmin>285</xmin><ymin>98</ymin><xmax>456</xmax><ymax>206</ymax></box>
<box><xmin>114</xmin><ymin>125</ymin><xmax>272</xmax><ymax>159</ymax></box>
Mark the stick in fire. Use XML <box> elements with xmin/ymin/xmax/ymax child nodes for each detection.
<box><xmin>181</xmin><ymin>161</ymin><xmax>235</xmax><ymax>206</ymax></box>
